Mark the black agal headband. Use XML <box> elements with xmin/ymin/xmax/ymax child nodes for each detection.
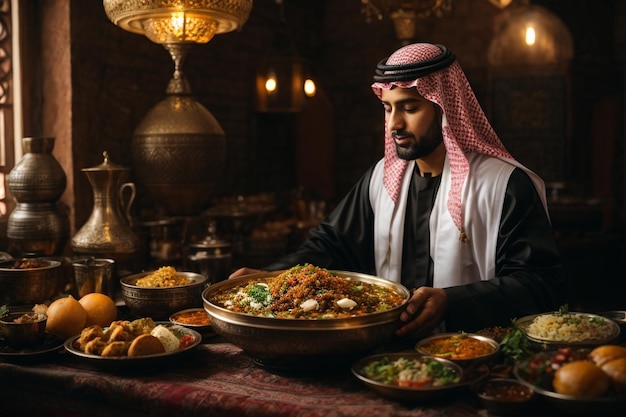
<box><xmin>373</xmin><ymin>44</ymin><xmax>456</xmax><ymax>82</ymax></box>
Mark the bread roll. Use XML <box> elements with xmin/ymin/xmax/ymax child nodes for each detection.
<box><xmin>600</xmin><ymin>357</ymin><xmax>626</xmax><ymax>393</ymax></box>
<box><xmin>553</xmin><ymin>360</ymin><xmax>610</xmax><ymax>397</ymax></box>
<box><xmin>127</xmin><ymin>334</ymin><xmax>166</xmax><ymax>357</ymax></box>
<box><xmin>589</xmin><ymin>345</ymin><xmax>626</xmax><ymax>367</ymax></box>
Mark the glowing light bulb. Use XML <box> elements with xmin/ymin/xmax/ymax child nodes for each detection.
<box><xmin>525</xmin><ymin>26</ymin><xmax>536</xmax><ymax>46</ymax></box>
<box><xmin>265</xmin><ymin>76</ymin><xmax>277</xmax><ymax>93</ymax></box>
<box><xmin>171</xmin><ymin>12</ymin><xmax>185</xmax><ymax>33</ymax></box>
<box><xmin>304</xmin><ymin>79</ymin><xmax>316</xmax><ymax>97</ymax></box>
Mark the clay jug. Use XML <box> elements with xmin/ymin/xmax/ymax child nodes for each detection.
<box><xmin>71</xmin><ymin>152</ymin><xmax>142</xmax><ymax>270</ymax></box>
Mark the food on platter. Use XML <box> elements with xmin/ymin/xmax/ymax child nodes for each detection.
<box><xmin>523</xmin><ymin>312</ymin><xmax>617</xmax><ymax>343</ymax></box>
<box><xmin>416</xmin><ymin>332</ymin><xmax>497</xmax><ymax>360</ymax></box>
<box><xmin>600</xmin><ymin>357</ymin><xmax>626</xmax><ymax>393</ymax></box>
<box><xmin>589</xmin><ymin>344</ymin><xmax>626</xmax><ymax>367</ymax></box>
<box><xmin>210</xmin><ymin>264</ymin><xmax>406</xmax><ymax>319</ymax></box>
<box><xmin>589</xmin><ymin>345</ymin><xmax>626</xmax><ymax>394</ymax></box>
<box><xmin>150</xmin><ymin>324</ymin><xmax>181</xmax><ymax>352</ymax></box>
<box><xmin>127</xmin><ymin>334</ymin><xmax>166</xmax><ymax>357</ymax></box>
<box><xmin>516</xmin><ymin>345</ymin><xmax>626</xmax><ymax>398</ymax></box>
<box><xmin>74</xmin><ymin>318</ymin><xmax>195</xmax><ymax>357</ymax></box>
<box><xmin>359</xmin><ymin>355</ymin><xmax>461</xmax><ymax>388</ymax></box>
<box><xmin>553</xmin><ymin>360</ymin><xmax>610</xmax><ymax>397</ymax></box>
<box><xmin>134</xmin><ymin>266</ymin><xmax>192</xmax><ymax>287</ymax></box>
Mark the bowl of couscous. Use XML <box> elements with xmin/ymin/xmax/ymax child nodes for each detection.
<box><xmin>121</xmin><ymin>266</ymin><xmax>208</xmax><ymax>319</ymax></box>
<box><xmin>515</xmin><ymin>312</ymin><xmax>621</xmax><ymax>349</ymax></box>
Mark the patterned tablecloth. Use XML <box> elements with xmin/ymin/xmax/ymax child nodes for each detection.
<box><xmin>0</xmin><ymin>336</ymin><xmax>492</xmax><ymax>417</ymax></box>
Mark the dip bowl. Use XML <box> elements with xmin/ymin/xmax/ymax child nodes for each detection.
<box><xmin>121</xmin><ymin>271</ymin><xmax>208</xmax><ymax>320</ymax></box>
<box><xmin>473</xmin><ymin>377</ymin><xmax>536</xmax><ymax>416</ymax></box>
<box><xmin>202</xmin><ymin>269</ymin><xmax>411</xmax><ymax>373</ymax></box>
<box><xmin>0</xmin><ymin>310</ymin><xmax>48</xmax><ymax>349</ymax></box>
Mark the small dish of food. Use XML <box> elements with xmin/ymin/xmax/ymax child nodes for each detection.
<box><xmin>473</xmin><ymin>377</ymin><xmax>535</xmax><ymax>416</ymax></box>
<box><xmin>170</xmin><ymin>308</ymin><xmax>211</xmax><ymax>328</ymax></box>
<box><xmin>169</xmin><ymin>308</ymin><xmax>214</xmax><ymax>338</ymax></box>
<box><xmin>0</xmin><ymin>308</ymin><xmax>48</xmax><ymax>349</ymax></box>
<box><xmin>351</xmin><ymin>352</ymin><xmax>464</xmax><ymax>402</ymax></box>
<box><xmin>415</xmin><ymin>332</ymin><xmax>500</xmax><ymax>368</ymax></box>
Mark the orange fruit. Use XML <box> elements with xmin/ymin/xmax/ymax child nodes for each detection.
<box><xmin>45</xmin><ymin>295</ymin><xmax>87</xmax><ymax>338</ymax></box>
<box><xmin>79</xmin><ymin>293</ymin><xmax>117</xmax><ymax>327</ymax></box>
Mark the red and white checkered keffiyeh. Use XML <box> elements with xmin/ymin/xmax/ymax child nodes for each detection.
<box><xmin>371</xmin><ymin>43</ymin><xmax>514</xmax><ymax>231</ymax></box>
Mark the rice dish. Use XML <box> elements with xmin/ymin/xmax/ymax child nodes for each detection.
<box><xmin>135</xmin><ymin>266</ymin><xmax>191</xmax><ymax>287</ymax></box>
<box><xmin>211</xmin><ymin>264</ymin><xmax>406</xmax><ymax>319</ymax></box>
<box><xmin>525</xmin><ymin>313</ymin><xmax>615</xmax><ymax>342</ymax></box>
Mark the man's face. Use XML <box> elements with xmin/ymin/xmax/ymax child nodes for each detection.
<box><xmin>380</xmin><ymin>87</ymin><xmax>443</xmax><ymax>160</ymax></box>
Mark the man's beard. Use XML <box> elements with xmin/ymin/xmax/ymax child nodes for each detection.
<box><xmin>393</xmin><ymin>120</ymin><xmax>444</xmax><ymax>161</ymax></box>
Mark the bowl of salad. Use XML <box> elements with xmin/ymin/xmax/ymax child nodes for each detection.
<box><xmin>351</xmin><ymin>352</ymin><xmax>464</xmax><ymax>402</ymax></box>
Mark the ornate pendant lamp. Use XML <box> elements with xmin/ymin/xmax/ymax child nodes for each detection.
<box><xmin>102</xmin><ymin>0</ymin><xmax>253</xmax><ymax>215</ymax></box>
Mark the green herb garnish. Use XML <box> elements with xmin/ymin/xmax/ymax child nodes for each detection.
<box><xmin>247</xmin><ymin>283</ymin><xmax>270</xmax><ymax>304</ymax></box>
<box><xmin>499</xmin><ymin>320</ymin><xmax>533</xmax><ymax>362</ymax></box>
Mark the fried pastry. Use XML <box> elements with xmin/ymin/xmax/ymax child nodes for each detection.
<box><xmin>83</xmin><ymin>337</ymin><xmax>106</xmax><ymax>355</ymax></box>
<box><xmin>101</xmin><ymin>341</ymin><xmax>130</xmax><ymax>357</ymax></box>
<box><xmin>77</xmin><ymin>325</ymin><xmax>104</xmax><ymax>349</ymax></box>
<box><xmin>127</xmin><ymin>334</ymin><xmax>165</xmax><ymax>357</ymax></box>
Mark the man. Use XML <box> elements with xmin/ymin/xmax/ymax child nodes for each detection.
<box><xmin>231</xmin><ymin>43</ymin><xmax>565</xmax><ymax>338</ymax></box>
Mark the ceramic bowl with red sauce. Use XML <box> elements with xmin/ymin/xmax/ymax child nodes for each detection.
<box><xmin>474</xmin><ymin>377</ymin><xmax>536</xmax><ymax>416</ymax></box>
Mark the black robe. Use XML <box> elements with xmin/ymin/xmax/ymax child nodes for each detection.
<box><xmin>267</xmin><ymin>164</ymin><xmax>566</xmax><ymax>332</ymax></box>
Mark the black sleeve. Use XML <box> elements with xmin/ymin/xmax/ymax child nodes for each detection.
<box><xmin>443</xmin><ymin>168</ymin><xmax>567</xmax><ymax>331</ymax></box>
<box><xmin>265</xmin><ymin>166</ymin><xmax>377</xmax><ymax>275</ymax></box>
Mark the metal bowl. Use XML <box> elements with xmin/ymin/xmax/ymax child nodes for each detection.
<box><xmin>0</xmin><ymin>310</ymin><xmax>48</xmax><ymax>349</ymax></box>
<box><xmin>473</xmin><ymin>377</ymin><xmax>536</xmax><ymax>416</ymax></box>
<box><xmin>415</xmin><ymin>332</ymin><xmax>500</xmax><ymax>368</ymax></box>
<box><xmin>515</xmin><ymin>312</ymin><xmax>621</xmax><ymax>349</ymax></box>
<box><xmin>0</xmin><ymin>258</ymin><xmax>62</xmax><ymax>305</ymax></box>
<box><xmin>351</xmin><ymin>352</ymin><xmax>464</xmax><ymax>402</ymax></box>
<box><xmin>202</xmin><ymin>270</ymin><xmax>410</xmax><ymax>372</ymax></box>
<box><xmin>121</xmin><ymin>271</ymin><xmax>208</xmax><ymax>320</ymax></box>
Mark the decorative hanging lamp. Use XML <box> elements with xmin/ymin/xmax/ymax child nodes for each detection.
<box><xmin>102</xmin><ymin>0</ymin><xmax>253</xmax><ymax>215</ymax></box>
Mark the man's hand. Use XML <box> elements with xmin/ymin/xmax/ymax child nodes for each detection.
<box><xmin>228</xmin><ymin>267</ymin><xmax>264</xmax><ymax>279</ymax></box>
<box><xmin>396</xmin><ymin>287</ymin><xmax>447</xmax><ymax>338</ymax></box>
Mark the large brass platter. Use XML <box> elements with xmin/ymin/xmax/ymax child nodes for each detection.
<box><xmin>202</xmin><ymin>270</ymin><xmax>410</xmax><ymax>372</ymax></box>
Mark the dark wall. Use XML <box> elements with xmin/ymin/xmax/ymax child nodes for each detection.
<box><xmin>59</xmin><ymin>0</ymin><xmax>625</xmax><ymax>307</ymax></box>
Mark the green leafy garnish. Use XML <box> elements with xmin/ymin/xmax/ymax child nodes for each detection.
<box><xmin>0</xmin><ymin>304</ymin><xmax>8</xmax><ymax>318</ymax></box>
<box><xmin>499</xmin><ymin>320</ymin><xmax>533</xmax><ymax>362</ymax></box>
<box><xmin>247</xmin><ymin>283</ymin><xmax>270</xmax><ymax>304</ymax></box>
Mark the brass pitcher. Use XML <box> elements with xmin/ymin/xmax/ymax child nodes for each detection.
<box><xmin>71</xmin><ymin>152</ymin><xmax>141</xmax><ymax>269</ymax></box>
